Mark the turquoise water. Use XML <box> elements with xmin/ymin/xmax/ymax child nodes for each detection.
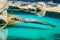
<box><xmin>7</xmin><ymin>8</ymin><xmax>60</xmax><ymax>40</ymax></box>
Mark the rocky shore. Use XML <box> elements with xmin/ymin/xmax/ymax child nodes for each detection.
<box><xmin>9</xmin><ymin>1</ymin><xmax>60</xmax><ymax>16</ymax></box>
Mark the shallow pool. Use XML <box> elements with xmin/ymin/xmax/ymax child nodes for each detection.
<box><xmin>7</xmin><ymin>8</ymin><xmax>60</xmax><ymax>40</ymax></box>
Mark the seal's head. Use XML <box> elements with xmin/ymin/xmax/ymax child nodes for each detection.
<box><xmin>0</xmin><ymin>15</ymin><xmax>8</xmax><ymax>29</ymax></box>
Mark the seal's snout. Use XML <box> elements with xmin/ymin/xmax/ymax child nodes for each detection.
<box><xmin>0</xmin><ymin>19</ymin><xmax>6</xmax><ymax>24</ymax></box>
<box><xmin>0</xmin><ymin>19</ymin><xmax>6</xmax><ymax>27</ymax></box>
<box><xmin>0</xmin><ymin>15</ymin><xmax>8</xmax><ymax>29</ymax></box>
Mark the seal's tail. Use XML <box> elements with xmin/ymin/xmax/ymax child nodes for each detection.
<box><xmin>32</xmin><ymin>21</ymin><xmax>56</xmax><ymax>27</ymax></box>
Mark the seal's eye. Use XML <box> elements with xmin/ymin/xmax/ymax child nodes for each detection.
<box><xmin>0</xmin><ymin>19</ymin><xmax>6</xmax><ymax>27</ymax></box>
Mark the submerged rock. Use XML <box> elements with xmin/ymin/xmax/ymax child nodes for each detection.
<box><xmin>53</xmin><ymin>34</ymin><xmax>60</xmax><ymax>38</ymax></box>
<box><xmin>53</xmin><ymin>34</ymin><xmax>60</xmax><ymax>40</ymax></box>
<box><xmin>39</xmin><ymin>37</ymin><xmax>46</xmax><ymax>40</ymax></box>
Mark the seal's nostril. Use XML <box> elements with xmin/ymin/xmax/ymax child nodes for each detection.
<box><xmin>0</xmin><ymin>19</ymin><xmax>6</xmax><ymax>27</ymax></box>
